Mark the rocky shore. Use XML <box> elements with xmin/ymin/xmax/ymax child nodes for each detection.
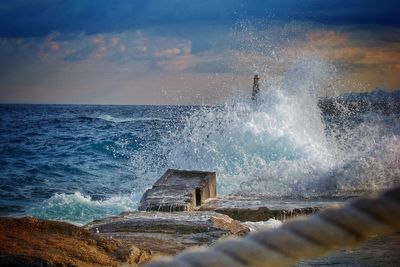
<box><xmin>1</xmin><ymin>202</ymin><xmax>399</xmax><ymax>266</ymax></box>
<box><xmin>0</xmin><ymin>202</ymin><xmax>322</xmax><ymax>266</ymax></box>
<box><xmin>0</xmin><ymin>216</ymin><xmax>152</xmax><ymax>266</ymax></box>
<box><xmin>85</xmin><ymin>211</ymin><xmax>249</xmax><ymax>255</ymax></box>
<box><xmin>0</xmin><ymin>210</ymin><xmax>254</xmax><ymax>266</ymax></box>
<box><xmin>1</xmin><ymin>170</ymin><xmax>336</xmax><ymax>266</ymax></box>
<box><xmin>1</xmin><ymin>169</ymin><xmax>397</xmax><ymax>266</ymax></box>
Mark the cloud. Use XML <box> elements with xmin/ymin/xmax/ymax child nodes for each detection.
<box><xmin>278</xmin><ymin>28</ymin><xmax>400</xmax><ymax>91</ymax></box>
<box><xmin>4</xmin><ymin>30</ymin><xmax>195</xmax><ymax>69</ymax></box>
<box><xmin>0</xmin><ymin>15</ymin><xmax>399</xmax><ymax>104</ymax></box>
<box><xmin>154</xmin><ymin>48</ymin><xmax>181</xmax><ymax>58</ymax></box>
<box><xmin>284</xmin><ymin>29</ymin><xmax>400</xmax><ymax>67</ymax></box>
<box><xmin>191</xmin><ymin>60</ymin><xmax>232</xmax><ymax>74</ymax></box>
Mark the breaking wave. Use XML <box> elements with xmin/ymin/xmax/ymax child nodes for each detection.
<box><xmin>81</xmin><ymin>114</ymin><xmax>169</xmax><ymax>123</ymax></box>
<box><xmin>27</xmin><ymin>58</ymin><xmax>400</xmax><ymax>225</ymax></box>
<box><xmin>133</xmin><ymin>58</ymin><xmax>400</xmax><ymax>198</ymax></box>
<box><xmin>29</xmin><ymin>192</ymin><xmax>140</xmax><ymax>225</ymax></box>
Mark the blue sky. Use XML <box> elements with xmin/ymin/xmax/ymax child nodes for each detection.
<box><xmin>0</xmin><ymin>0</ymin><xmax>399</xmax><ymax>104</ymax></box>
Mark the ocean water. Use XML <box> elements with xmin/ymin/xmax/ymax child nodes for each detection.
<box><xmin>1</xmin><ymin>64</ymin><xmax>399</xmax><ymax>225</ymax></box>
<box><xmin>0</xmin><ymin>104</ymin><xmax>192</xmax><ymax>223</ymax></box>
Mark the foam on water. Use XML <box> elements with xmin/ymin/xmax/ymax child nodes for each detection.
<box><xmin>243</xmin><ymin>219</ymin><xmax>283</xmax><ymax>232</ymax></box>
<box><xmin>95</xmin><ymin>115</ymin><xmax>169</xmax><ymax>123</ymax></box>
<box><xmin>29</xmin><ymin>192</ymin><xmax>141</xmax><ymax>225</ymax></box>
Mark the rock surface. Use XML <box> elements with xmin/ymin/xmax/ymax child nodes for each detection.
<box><xmin>211</xmin><ymin>206</ymin><xmax>319</xmax><ymax>221</ymax></box>
<box><xmin>0</xmin><ymin>216</ymin><xmax>152</xmax><ymax>266</ymax></box>
<box><xmin>200</xmin><ymin>198</ymin><xmax>344</xmax><ymax>221</ymax></box>
<box><xmin>85</xmin><ymin>211</ymin><xmax>249</xmax><ymax>255</ymax></box>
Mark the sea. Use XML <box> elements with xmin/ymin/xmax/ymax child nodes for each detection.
<box><xmin>1</xmin><ymin>71</ymin><xmax>399</xmax><ymax>226</ymax></box>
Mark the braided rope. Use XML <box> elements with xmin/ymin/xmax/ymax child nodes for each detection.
<box><xmin>144</xmin><ymin>186</ymin><xmax>400</xmax><ymax>267</ymax></box>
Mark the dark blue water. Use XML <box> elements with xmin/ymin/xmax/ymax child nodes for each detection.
<box><xmin>1</xmin><ymin>91</ymin><xmax>399</xmax><ymax>224</ymax></box>
<box><xmin>0</xmin><ymin>105</ymin><xmax>196</xmax><ymax>222</ymax></box>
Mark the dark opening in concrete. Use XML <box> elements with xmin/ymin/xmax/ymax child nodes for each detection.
<box><xmin>195</xmin><ymin>188</ymin><xmax>202</xmax><ymax>207</ymax></box>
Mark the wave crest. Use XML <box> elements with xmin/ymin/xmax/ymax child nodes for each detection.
<box><xmin>29</xmin><ymin>192</ymin><xmax>140</xmax><ymax>225</ymax></box>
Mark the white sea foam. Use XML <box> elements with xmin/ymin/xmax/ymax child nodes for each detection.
<box><xmin>29</xmin><ymin>192</ymin><xmax>141</xmax><ymax>225</ymax></box>
<box><xmin>243</xmin><ymin>219</ymin><xmax>283</xmax><ymax>232</ymax></box>
<box><xmin>96</xmin><ymin>114</ymin><xmax>169</xmax><ymax>123</ymax></box>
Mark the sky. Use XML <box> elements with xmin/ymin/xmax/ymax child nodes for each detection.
<box><xmin>0</xmin><ymin>0</ymin><xmax>399</xmax><ymax>104</ymax></box>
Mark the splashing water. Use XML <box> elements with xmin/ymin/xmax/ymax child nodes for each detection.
<box><xmin>133</xmin><ymin>58</ymin><xmax>399</xmax><ymax>198</ymax></box>
<box><xmin>4</xmin><ymin>56</ymin><xmax>398</xmax><ymax>224</ymax></box>
<box><xmin>29</xmin><ymin>192</ymin><xmax>141</xmax><ymax>225</ymax></box>
<box><xmin>18</xmin><ymin>57</ymin><xmax>399</xmax><ymax>225</ymax></box>
<box><xmin>243</xmin><ymin>219</ymin><xmax>283</xmax><ymax>232</ymax></box>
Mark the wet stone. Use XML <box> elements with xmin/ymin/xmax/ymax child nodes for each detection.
<box><xmin>85</xmin><ymin>211</ymin><xmax>249</xmax><ymax>255</ymax></box>
<box><xmin>200</xmin><ymin>197</ymin><xmax>344</xmax><ymax>221</ymax></box>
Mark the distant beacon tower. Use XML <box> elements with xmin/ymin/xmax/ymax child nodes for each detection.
<box><xmin>251</xmin><ymin>74</ymin><xmax>260</xmax><ymax>100</ymax></box>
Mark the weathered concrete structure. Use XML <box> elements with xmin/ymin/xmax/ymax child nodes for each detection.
<box><xmin>138</xmin><ymin>169</ymin><xmax>216</xmax><ymax>211</ymax></box>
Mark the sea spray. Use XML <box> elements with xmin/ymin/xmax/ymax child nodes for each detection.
<box><xmin>2</xmin><ymin>21</ymin><xmax>399</xmax><ymax>225</ymax></box>
<box><xmin>132</xmin><ymin>58</ymin><xmax>399</xmax><ymax>198</ymax></box>
<box><xmin>22</xmin><ymin>59</ymin><xmax>400</xmax><ymax>224</ymax></box>
<box><xmin>143</xmin><ymin>58</ymin><xmax>339</xmax><ymax>196</ymax></box>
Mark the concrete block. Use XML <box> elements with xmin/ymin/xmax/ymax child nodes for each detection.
<box><xmin>138</xmin><ymin>169</ymin><xmax>216</xmax><ymax>211</ymax></box>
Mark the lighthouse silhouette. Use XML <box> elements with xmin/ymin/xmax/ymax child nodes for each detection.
<box><xmin>251</xmin><ymin>74</ymin><xmax>260</xmax><ymax>100</ymax></box>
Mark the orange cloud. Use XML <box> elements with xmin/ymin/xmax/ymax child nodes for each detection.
<box><xmin>283</xmin><ymin>29</ymin><xmax>400</xmax><ymax>91</ymax></box>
